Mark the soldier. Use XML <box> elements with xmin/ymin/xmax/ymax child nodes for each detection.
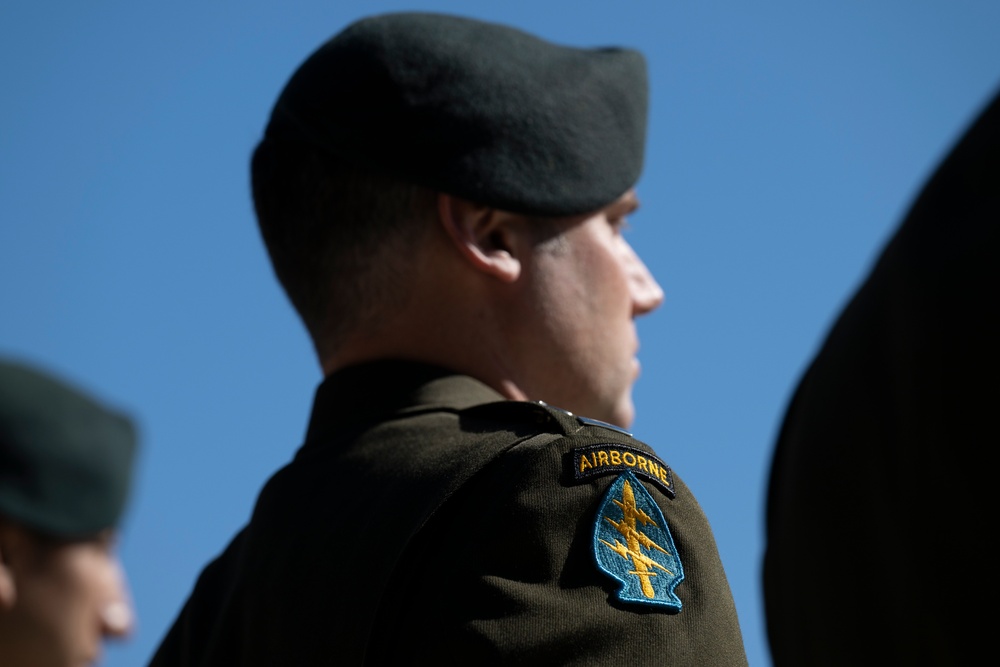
<box><xmin>0</xmin><ymin>357</ymin><xmax>137</xmax><ymax>667</ymax></box>
<box><xmin>151</xmin><ymin>12</ymin><xmax>748</xmax><ymax>665</ymax></box>
<box><xmin>765</xmin><ymin>88</ymin><xmax>1000</xmax><ymax>665</ymax></box>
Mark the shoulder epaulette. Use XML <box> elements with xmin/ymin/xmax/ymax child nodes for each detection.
<box><xmin>459</xmin><ymin>399</ymin><xmax>570</xmax><ymax>436</ymax></box>
<box><xmin>461</xmin><ymin>399</ymin><xmax>639</xmax><ymax>437</ymax></box>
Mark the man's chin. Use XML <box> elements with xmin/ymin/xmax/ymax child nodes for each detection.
<box><xmin>602</xmin><ymin>395</ymin><xmax>635</xmax><ymax>431</ymax></box>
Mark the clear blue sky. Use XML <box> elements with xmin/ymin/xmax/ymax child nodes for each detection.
<box><xmin>2</xmin><ymin>2</ymin><xmax>998</xmax><ymax>665</ymax></box>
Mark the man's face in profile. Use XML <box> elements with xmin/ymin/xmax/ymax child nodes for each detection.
<box><xmin>511</xmin><ymin>189</ymin><xmax>663</xmax><ymax>428</ymax></box>
<box><xmin>0</xmin><ymin>526</ymin><xmax>133</xmax><ymax>667</ymax></box>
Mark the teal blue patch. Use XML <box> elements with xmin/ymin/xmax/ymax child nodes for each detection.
<box><xmin>593</xmin><ymin>472</ymin><xmax>684</xmax><ymax>611</ymax></box>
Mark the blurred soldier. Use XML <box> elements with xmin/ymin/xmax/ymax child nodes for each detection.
<box><xmin>0</xmin><ymin>357</ymin><xmax>137</xmax><ymax>667</ymax></box>
<box><xmin>152</xmin><ymin>12</ymin><xmax>748</xmax><ymax>665</ymax></box>
<box><xmin>765</xmin><ymin>87</ymin><xmax>1000</xmax><ymax>665</ymax></box>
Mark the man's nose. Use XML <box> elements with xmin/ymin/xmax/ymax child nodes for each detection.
<box><xmin>627</xmin><ymin>244</ymin><xmax>664</xmax><ymax>316</ymax></box>
<box><xmin>100</xmin><ymin>562</ymin><xmax>134</xmax><ymax>638</ymax></box>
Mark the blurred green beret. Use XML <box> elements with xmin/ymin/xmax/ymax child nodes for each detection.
<box><xmin>265</xmin><ymin>12</ymin><xmax>649</xmax><ymax>216</ymax></box>
<box><xmin>0</xmin><ymin>358</ymin><xmax>137</xmax><ymax>538</ymax></box>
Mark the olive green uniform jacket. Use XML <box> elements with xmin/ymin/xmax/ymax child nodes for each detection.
<box><xmin>764</xmin><ymin>89</ymin><xmax>1000</xmax><ymax>665</ymax></box>
<box><xmin>151</xmin><ymin>361</ymin><xmax>747</xmax><ymax>665</ymax></box>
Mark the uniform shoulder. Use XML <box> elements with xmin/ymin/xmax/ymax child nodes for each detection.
<box><xmin>459</xmin><ymin>399</ymin><xmax>675</xmax><ymax>499</ymax></box>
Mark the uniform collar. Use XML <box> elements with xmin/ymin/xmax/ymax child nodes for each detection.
<box><xmin>304</xmin><ymin>360</ymin><xmax>505</xmax><ymax>445</ymax></box>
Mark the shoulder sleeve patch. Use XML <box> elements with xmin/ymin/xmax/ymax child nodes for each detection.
<box><xmin>569</xmin><ymin>443</ymin><xmax>675</xmax><ymax>499</ymax></box>
<box><xmin>594</xmin><ymin>472</ymin><xmax>684</xmax><ymax>611</ymax></box>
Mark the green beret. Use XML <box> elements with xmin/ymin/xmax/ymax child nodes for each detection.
<box><xmin>265</xmin><ymin>12</ymin><xmax>649</xmax><ymax>216</ymax></box>
<box><xmin>0</xmin><ymin>358</ymin><xmax>137</xmax><ymax>538</ymax></box>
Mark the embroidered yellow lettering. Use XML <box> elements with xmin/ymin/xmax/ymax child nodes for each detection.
<box><xmin>572</xmin><ymin>446</ymin><xmax>673</xmax><ymax>497</ymax></box>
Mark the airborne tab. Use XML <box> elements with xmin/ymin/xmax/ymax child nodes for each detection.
<box><xmin>570</xmin><ymin>444</ymin><xmax>675</xmax><ymax>498</ymax></box>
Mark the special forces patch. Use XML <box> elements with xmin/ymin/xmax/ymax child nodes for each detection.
<box><xmin>593</xmin><ymin>472</ymin><xmax>684</xmax><ymax>611</ymax></box>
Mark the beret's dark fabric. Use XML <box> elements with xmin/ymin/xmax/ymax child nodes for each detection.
<box><xmin>265</xmin><ymin>12</ymin><xmax>648</xmax><ymax>216</ymax></box>
<box><xmin>0</xmin><ymin>358</ymin><xmax>137</xmax><ymax>538</ymax></box>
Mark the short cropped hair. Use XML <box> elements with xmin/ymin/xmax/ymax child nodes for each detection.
<box><xmin>251</xmin><ymin>137</ymin><xmax>436</xmax><ymax>354</ymax></box>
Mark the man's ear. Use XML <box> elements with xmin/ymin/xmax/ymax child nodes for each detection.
<box><xmin>437</xmin><ymin>193</ymin><xmax>523</xmax><ymax>283</ymax></box>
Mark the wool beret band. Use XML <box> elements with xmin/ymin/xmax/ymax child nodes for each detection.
<box><xmin>264</xmin><ymin>12</ymin><xmax>649</xmax><ymax>216</ymax></box>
